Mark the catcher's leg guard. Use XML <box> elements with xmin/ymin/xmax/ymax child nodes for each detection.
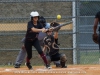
<box><xmin>60</xmin><ymin>53</ymin><xmax>67</xmax><ymax>68</ymax></box>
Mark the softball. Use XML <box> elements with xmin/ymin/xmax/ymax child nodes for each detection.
<box><xmin>57</xmin><ymin>15</ymin><xmax>61</xmax><ymax>20</ymax></box>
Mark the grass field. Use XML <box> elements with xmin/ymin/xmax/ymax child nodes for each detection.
<box><xmin>80</xmin><ymin>51</ymin><xmax>100</xmax><ymax>64</ymax></box>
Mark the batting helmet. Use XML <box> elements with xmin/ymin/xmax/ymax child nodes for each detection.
<box><xmin>30</xmin><ymin>11</ymin><xmax>39</xmax><ymax>17</ymax></box>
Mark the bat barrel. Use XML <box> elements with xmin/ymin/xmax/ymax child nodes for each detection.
<box><xmin>59</xmin><ymin>21</ymin><xmax>73</xmax><ymax>27</ymax></box>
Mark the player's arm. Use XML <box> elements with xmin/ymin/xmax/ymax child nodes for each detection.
<box><xmin>28</xmin><ymin>22</ymin><xmax>47</xmax><ymax>33</ymax></box>
<box><xmin>53</xmin><ymin>32</ymin><xmax>60</xmax><ymax>45</ymax></box>
<box><xmin>42</xmin><ymin>46</ymin><xmax>46</xmax><ymax>52</ymax></box>
<box><xmin>53</xmin><ymin>32</ymin><xmax>58</xmax><ymax>39</ymax></box>
<box><xmin>31</xmin><ymin>27</ymin><xmax>47</xmax><ymax>32</ymax></box>
<box><xmin>93</xmin><ymin>18</ymin><xmax>99</xmax><ymax>34</ymax></box>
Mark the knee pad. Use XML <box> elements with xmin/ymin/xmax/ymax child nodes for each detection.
<box><xmin>60</xmin><ymin>53</ymin><xmax>67</xmax><ymax>62</ymax></box>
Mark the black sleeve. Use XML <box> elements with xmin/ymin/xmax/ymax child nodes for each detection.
<box><xmin>27</xmin><ymin>21</ymin><xmax>34</xmax><ymax>29</ymax></box>
<box><xmin>51</xmin><ymin>35</ymin><xmax>55</xmax><ymax>43</ymax></box>
<box><xmin>95</xmin><ymin>11</ymin><xmax>100</xmax><ymax>18</ymax></box>
<box><xmin>55</xmin><ymin>38</ymin><xmax>58</xmax><ymax>44</ymax></box>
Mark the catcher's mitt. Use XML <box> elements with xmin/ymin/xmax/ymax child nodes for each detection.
<box><xmin>50</xmin><ymin>22</ymin><xmax>61</xmax><ymax>32</ymax></box>
<box><xmin>92</xmin><ymin>33</ymin><xmax>99</xmax><ymax>44</ymax></box>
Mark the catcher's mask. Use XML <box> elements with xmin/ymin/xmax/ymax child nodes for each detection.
<box><xmin>50</xmin><ymin>22</ymin><xmax>60</xmax><ymax>32</ymax></box>
<box><xmin>50</xmin><ymin>22</ymin><xmax>59</xmax><ymax>27</ymax></box>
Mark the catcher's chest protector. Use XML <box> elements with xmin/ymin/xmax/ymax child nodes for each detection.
<box><xmin>44</xmin><ymin>35</ymin><xmax>59</xmax><ymax>56</ymax></box>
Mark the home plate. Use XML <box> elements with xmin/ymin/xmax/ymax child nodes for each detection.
<box><xmin>5</xmin><ymin>69</ymin><xmax>11</xmax><ymax>72</ymax></box>
<box><xmin>36</xmin><ymin>68</ymin><xmax>49</xmax><ymax>71</ymax></box>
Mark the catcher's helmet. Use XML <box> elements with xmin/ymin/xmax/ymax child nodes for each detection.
<box><xmin>39</xmin><ymin>16</ymin><xmax>46</xmax><ymax>27</ymax></box>
<box><xmin>50</xmin><ymin>22</ymin><xmax>60</xmax><ymax>32</ymax></box>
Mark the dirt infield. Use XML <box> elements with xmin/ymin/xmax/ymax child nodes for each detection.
<box><xmin>0</xmin><ymin>65</ymin><xmax>100</xmax><ymax>75</ymax></box>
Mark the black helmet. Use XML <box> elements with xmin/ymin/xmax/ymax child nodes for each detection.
<box><xmin>38</xmin><ymin>16</ymin><xmax>46</xmax><ymax>27</ymax></box>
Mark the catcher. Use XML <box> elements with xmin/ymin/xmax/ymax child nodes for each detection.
<box><xmin>43</xmin><ymin>23</ymin><xmax>67</xmax><ymax>68</ymax></box>
<box><xmin>93</xmin><ymin>11</ymin><xmax>100</xmax><ymax>45</ymax></box>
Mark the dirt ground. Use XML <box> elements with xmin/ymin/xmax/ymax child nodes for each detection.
<box><xmin>0</xmin><ymin>65</ymin><xmax>100</xmax><ymax>75</ymax></box>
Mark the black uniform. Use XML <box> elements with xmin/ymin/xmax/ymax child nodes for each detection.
<box><xmin>95</xmin><ymin>11</ymin><xmax>100</xmax><ymax>30</ymax></box>
<box><xmin>43</xmin><ymin>35</ymin><xmax>61</xmax><ymax>61</ymax></box>
<box><xmin>25</xmin><ymin>21</ymin><xmax>43</xmax><ymax>59</ymax></box>
<box><xmin>95</xmin><ymin>11</ymin><xmax>100</xmax><ymax>49</ymax></box>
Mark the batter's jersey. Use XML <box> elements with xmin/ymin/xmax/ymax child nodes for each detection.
<box><xmin>25</xmin><ymin>21</ymin><xmax>43</xmax><ymax>41</ymax></box>
<box><xmin>21</xmin><ymin>23</ymin><xmax>50</xmax><ymax>43</ymax></box>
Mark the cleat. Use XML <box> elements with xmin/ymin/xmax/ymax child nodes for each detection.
<box><xmin>46</xmin><ymin>64</ymin><xmax>52</xmax><ymax>69</ymax></box>
<box><xmin>61</xmin><ymin>66</ymin><xmax>67</xmax><ymax>68</ymax></box>
<box><xmin>26</xmin><ymin>63</ymin><xmax>33</xmax><ymax>70</ymax></box>
<box><xmin>14</xmin><ymin>64</ymin><xmax>21</xmax><ymax>68</ymax></box>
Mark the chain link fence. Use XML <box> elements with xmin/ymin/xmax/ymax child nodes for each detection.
<box><xmin>77</xmin><ymin>0</ymin><xmax>100</xmax><ymax>64</ymax></box>
<box><xmin>0</xmin><ymin>0</ymin><xmax>73</xmax><ymax>66</ymax></box>
<box><xmin>0</xmin><ymin>0</ymin><xmax>100</xmax><ymax>66</ymax></box>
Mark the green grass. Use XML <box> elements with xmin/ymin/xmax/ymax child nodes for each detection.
<box><xmin>80</xmin><ymin>51</ymin><xmax>100</xmax><ymax>64</ymax></box>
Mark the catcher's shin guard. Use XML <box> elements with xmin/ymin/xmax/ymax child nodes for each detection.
<box><xmin>60</xmin><ymin>53</ymin><xmax>67</xmax><ymax>68</ymax></box>
<box><xmin>60</xmin><ymin>61</ymin><xmax>67</xmax><ymax>68</ymax></box>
